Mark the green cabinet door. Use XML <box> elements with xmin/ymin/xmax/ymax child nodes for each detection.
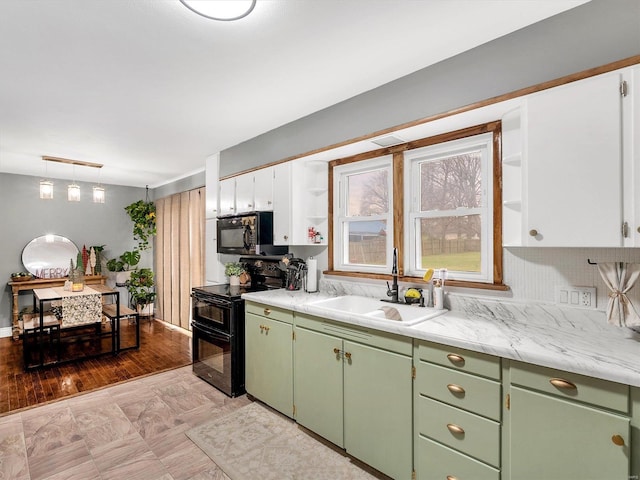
<box><xmin>344</xmin><ymin>340</ymin><xmax>413</xmax><ymax>480</ymax></box>
<box><xmin>509</xmin><ymin>386</ymin><xmax>630</xmax><ymax>480</ymax></box>
<box><xmin>245</xmin><ymin>312</ymin><xmax>293</xmax><ymax>417</ymax></box>
<box><xmin>293</xmin><ymin>327</ymin><xmax>344</xmax><ymax>447</ymax></box>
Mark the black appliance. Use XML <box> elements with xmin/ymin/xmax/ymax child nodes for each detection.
<box><xmin>216</xmin><ymin>211</ymin><xmax>287</xmax><ymax>256</ymax></box>
<box><xmin>191</xmin><ymin>256</ymin><xmax>285</xmax><ymax>397</ymax></box>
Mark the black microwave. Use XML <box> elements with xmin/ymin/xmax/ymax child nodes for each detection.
<box><xmin>217</xmin><ymin>211</ymin><xmax>287</xmax><ymax>256</ymax></box>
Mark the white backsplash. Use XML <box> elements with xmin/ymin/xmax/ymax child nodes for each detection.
<box><xmin>319</xmin><ymin>247</ymin><xmax>640</xmax><ymax>315</ymax></box>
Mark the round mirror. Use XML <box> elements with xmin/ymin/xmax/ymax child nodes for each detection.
<box><xmin>22</xmin><ymin>235</ymin><xmax>80</xmax><ymax>279</ymax></box>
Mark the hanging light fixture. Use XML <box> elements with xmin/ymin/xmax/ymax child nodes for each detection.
<box><xmin>93</xmin><ymin>166</ymin><xmax>105</xmax><ymax>203</ymax></box>
<box><xmin>39</xmin><ymin>159</ymin><xmax>54</xmax><ymax>199</ymax></box>
<box><xmin>93</xmin><ymin>185</ymin><xmax>105</xmax><ymax>203</ymax></box>
<box><xmin>178</xmin><ymin>0</ymin><xmax>256</xmax><ymax>21</ymax></box>
<box><xmin>40</xmin><ymin>180</ymin><xmax>54</xmax><ymax>200</ymax></box>
<box><xmin>40</xmin><ymin>156</ymin><xmax>104</xmax><ymax>202</ymax></box>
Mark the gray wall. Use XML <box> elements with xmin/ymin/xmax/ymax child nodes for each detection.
<box><xmin>0</xmin><ymin>172</ymin><xmax>147</xmax><ymax>330</ymax></box>
<box><xmin>220</xmin><ymin>0</ymin><xmax>640</xmax><ymax>176</ymax></box>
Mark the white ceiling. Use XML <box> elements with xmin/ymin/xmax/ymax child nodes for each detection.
<box><xmin>0</xmin><ymin>0</ymin><xmax>588</xmax><ymax>188</ymax></box>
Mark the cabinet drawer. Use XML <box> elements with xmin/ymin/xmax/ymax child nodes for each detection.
<box><xmin>245</xmin><ymin>301</ymin><xmax>293</xmax><ymax>324</ymax></box>
<box><xmin>295</xmin><ymin>313</ymin><xmax>412</xmax><ymax>356</ymax></box>
<box><xmin>417</xmin><ymin>436</ymin><xmax>500</xmax><ymax>480</ymax></box>
<box><xmin>510</xmin><ymin>360</ymin><xmax>629</xmax><ymax>413</ymax></box>
<box><xmin>416</xmin><ymin>361</ymin><xmax>501</xmax><ymax>421</ymax></box>
<box><xmin>417</xmin><ymin>396</ymin><xmax>500</xmax><ymax>467</ymax></box>
<box><xmin>416</xmin><ymin>340</ymin><xmax>501</xmax><ymax>380</ymax></box>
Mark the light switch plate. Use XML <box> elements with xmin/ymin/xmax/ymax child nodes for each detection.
<box><xmin>555</xmin><ymin>285</ymin><xmax>596</xmax><ymax>309</ymax></box>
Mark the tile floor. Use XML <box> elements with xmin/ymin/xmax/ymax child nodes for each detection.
<box><xmin>0</xmin><ymin>366</ymin><xmax>251</xmax><ymax>480</ymax></box>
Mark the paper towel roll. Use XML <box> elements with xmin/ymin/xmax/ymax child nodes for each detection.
<box><xmin>306</xmin><ymin>257</ymin><xmax>318</xmax><ymax>292</ymax></box>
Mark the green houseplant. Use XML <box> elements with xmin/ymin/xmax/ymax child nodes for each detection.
<box><xmin>124</xmin><ymin>200</ymin><xmax>156</xmax><ymax>250</ymax></box>
<box><xmin>106</xmin><ymin>250</ymin><xmax>140</xmax><ymax>272</ymax></box>
<box><xmin>106</xmin><ymin>250</ymin><xmax>141</xmax><ymax>285</ymax></box>
<box><xmin>126</xmin><ymin>268</ymin><xmax>156</xmax><ymax>315</ymax></box>
<box><xmin>225</xmin><ymin>262</ymin><xmax>245</xmax><ymax>286</ymax></box>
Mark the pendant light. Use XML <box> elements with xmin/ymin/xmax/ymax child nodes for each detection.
<box><xmin>39</xmin><ymin>159</ymin><xmax>54</xmax><ymax>199</ymax></box>
<box><xmin>40</xmin><ymin>156</ymin><xmax>104</xmax><ymax>202</ymax></box>
<box><xmin>93</xmin><ymin>185</ymin><xmax>105</xmax><ymax>203</ymax></box>
<box><xmin>93</xmin><ymin>167</ymin><xmax>105</xmax><ymax>203</ymax></box>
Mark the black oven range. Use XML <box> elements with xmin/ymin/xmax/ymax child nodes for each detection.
<box><xmin>191</xmin><ymin>256</ymin><xmax>285</xmax><ymax>397</ymax></box>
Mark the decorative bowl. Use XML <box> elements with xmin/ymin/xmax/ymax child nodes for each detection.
<box><xmin>10</xmin><ymin>274</ymin><xmax>33</xmax><ymax>282</ymax></box>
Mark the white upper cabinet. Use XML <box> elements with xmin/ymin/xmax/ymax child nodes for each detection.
<box><xmin>625</xmin><ymin>65</ymin><xmax>640</xmax><ymax>247</ymax></box>
<box><xmin>234</xmin><ymin>173</ymin><xmax>255</xmax><ymax>213</ymax></box>
<box><xmin>253</xmin><ymin>168</ymin><xmax>274</xmax><ymax>211</ymax></box>
<box><xmin>503</xmin><ymin>68</ymin><xmax>634</xmax><ymax>247</ymax></box>
<box><xmin>228</xmin><ymin>168</ymin><xmax>275</xmax><ymax>214</ymax></box>
<box><xmin>272</xmin><ymin>162</ymin><xmax>292</xmax><ymax>245</ymax></box>
<box><xmin>219</xmin><ymin>177</ymin><xmax>236</xmax><ymax>216</ymax></box>
<box><xmin>272</xmin><ymin>159</ymin><xmax>329</xmax><ymax>246</ymax></box>
<box><xmin>205</xmin><ymin>154</ymin><xmax>219</xmax><ymax>219</ymax></box>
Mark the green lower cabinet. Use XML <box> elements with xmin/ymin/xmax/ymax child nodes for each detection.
<box><xmin>508</xmin><ymin>386</ymin><xmax>630</xmax><ymax>480</ymax></box>
<box><xmin>293</xmin><ymin>327</ymin><xmax>344</xmax><ymax>447</ymax></box>
<box><xmin>417</xmin><ymin>436</ymin><xmax>500</xmax><ymax>480</ymax></box>
<box><xmin>343</xmin><ymin>340</ymin><xmax>413</xmax><ymax>480</ymax></box>
<box><xmin>293</xmin><ymin>324</ymin><xmax>413</xmax><ymax>480</ymax></box>
<box><xmin>245</xmin><ymin>312</ymin><xmax>293</xmax><ymax>417</ymax></box>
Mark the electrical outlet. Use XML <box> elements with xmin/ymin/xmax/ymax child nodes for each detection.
<box><xmin>555</xmin><ymin>286</ymin><xmax>596</xmax><ymax>309</ymax></box>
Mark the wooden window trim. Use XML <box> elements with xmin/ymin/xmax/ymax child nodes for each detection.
<box><xmin>328</xmin><ymin>122</ymin><xmax>506</xmax><ymax>291</ymax></box>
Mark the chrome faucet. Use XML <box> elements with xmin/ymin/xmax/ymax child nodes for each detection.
<box><xmin>382</xmin><ymin>247</ymin><xmax>400</xmax><ymax>304</ymax></box>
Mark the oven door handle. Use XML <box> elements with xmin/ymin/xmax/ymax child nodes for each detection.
<box><xmin>193</xmin><ymin>322</ymin><xmax>232</xmax><ymax>341</ymax></box>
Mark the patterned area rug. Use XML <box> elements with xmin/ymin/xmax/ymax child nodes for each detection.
<box><xmin>186</xmin><ymin>401</ymin><xmax>381</xmax><ymax>480</ymax></box>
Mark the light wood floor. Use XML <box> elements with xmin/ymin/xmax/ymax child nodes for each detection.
<box><xmin>0</xmin><ymin>365</ymin><xmax>250</xmax><ymax>480</ymax></box>
<box><xmin>0</xmin><ymin>319</ymin><xmax>192</xmax><ymax>416</ymax></box>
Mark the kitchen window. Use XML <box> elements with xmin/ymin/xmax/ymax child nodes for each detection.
<box><xmin>328</xmin><ymin>122</ymin><xmax>504</xmax><ymax>289</ymax></box>
<box><xmin>332</xmin><ymin>155</ymin><xmax>394</xmax><ymax>274</ymax></box>
<box><xmin>404</xmin><ymin>132</ymin><xmax>494</xmax><ymax>283</ymax></box>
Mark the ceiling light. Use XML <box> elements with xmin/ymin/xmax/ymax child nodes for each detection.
<box><xmin>179</xmin><ymin>0</ymin><xmax>256</xmax><ymax>21</ymax></box>
<box><xmin>68</xmin><ymin>183</ymin><xmax>81</xmax><ymax>202</ymax></box>
<box><xmin>93</xmin><ymin>186</ymin><xmax>105</xmax><ymax>204</ymax></box>
<box><xmin>40</xmin><ymin>180</ymin><xmax>54</xmax><ymax>200</ymax></box>
<box><xmin>39</xmin><ymin>156</ymin><xmax>104</xmax><ymax>203</ymax></box>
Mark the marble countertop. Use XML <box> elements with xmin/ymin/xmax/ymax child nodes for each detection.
<box><xmin>242</xmin><ymin>289</ymin><xmax>640</xmax><ymax>388</ymax></box>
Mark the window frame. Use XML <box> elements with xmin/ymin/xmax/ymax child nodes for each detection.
<box><xmin>332</xmin><ymin>155</ymin><xmax>394</xmax><ymax>274</ymax></box>
<box><xmin>328</xmin><ymin>121</ymin><xmax>504</xmax><ymax>290</ymax></box>
<box><xmin>404</xmin><ymin>132</ymin><xmax>494</xmax><ymax>283</ymax></box>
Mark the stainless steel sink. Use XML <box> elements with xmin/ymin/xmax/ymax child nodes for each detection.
<box><xmin>309</xmin><ymin>295</ymin><xmax>445</xmax><ymax>325</ymax></box>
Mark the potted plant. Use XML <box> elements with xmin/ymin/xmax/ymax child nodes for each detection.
<box><xmin>124</xmin><ymin>200</ymin><xmax>156</xmax><ymax>250</ymax></box>
<box><xmin>127</xmin><ymin>268</ymin><xmax>156</xmax><ymax>316</ymax></box>
<box><xmin>106</xmin><ymin>250</ymin><xmax>141</xmax><ymax>285</ymax></box>
<box><xmin>224</xmin><ymin>262</ymin><xmax>245</xmax><ymax>286</ymax></box>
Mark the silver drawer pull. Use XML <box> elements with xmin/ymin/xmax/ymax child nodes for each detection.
<box><xmin>447</xmin><ymin>384</ymin><xmax>466</xmax><ymax>395</ymax></box>
<box><xmin>446</xmin><ymin>423</ymin><xmax>465</xmax><ymax>435</ymax></box>
<box><xmin>446</xmin><ymin>353</ymin><xmax>465</xmax><ymax>365</ymax></box>
<box><xmin>549</xmin><ymin>378</ymin><xmax>577</xmax><ymax>390</ymax></box>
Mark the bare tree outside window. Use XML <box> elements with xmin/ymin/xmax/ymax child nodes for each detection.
<box><xmin>419</xmin><ymin>152</ymin><xmax>482</xmax><ymax>272</ymax></box>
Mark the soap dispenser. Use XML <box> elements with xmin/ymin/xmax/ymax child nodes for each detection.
<box><xmin>433</xmin><ymin>279</ymin><xmax>444</xmax><ymax>310</ymax></box>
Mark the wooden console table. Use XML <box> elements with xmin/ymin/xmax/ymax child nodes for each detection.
<box><xmin>8</xmin><ymin>275</ymin><xmax>106</xmax><ymax>340</ymax></box>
